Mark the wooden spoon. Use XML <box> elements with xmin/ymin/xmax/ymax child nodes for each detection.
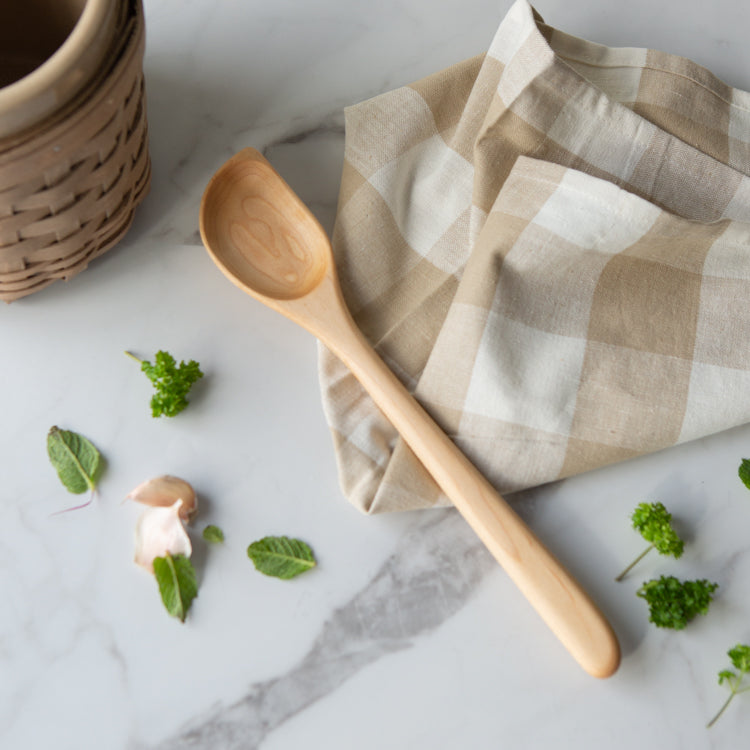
<box><xmin>200</xmin><ymin>147</ymin><xmax>620</xmax><ymax>678</ymax></box>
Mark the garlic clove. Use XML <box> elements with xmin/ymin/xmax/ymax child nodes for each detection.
<box><xmin>134</xmin><ymin>499</ymin><xmax>192</xmax><ymax>573</ymax></box>
<box><xmin>126</xmin><ymin>475</ymin><xmax>197</xmax><ymax>521</ymax></box>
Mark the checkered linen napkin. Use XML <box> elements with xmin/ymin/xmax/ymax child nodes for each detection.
<box><xmin>320</xmin><ymin>0</ymin><xmax>750</xmax><ymax>513</ymax></box>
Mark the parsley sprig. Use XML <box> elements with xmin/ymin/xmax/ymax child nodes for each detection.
<box><xmin>615</xmin><ymin>502</ymin><xmax>684</xmax><ymax>581</ymax></box>
<box><xmin>126</xmin><ymin>350</ymin><xmax>203</xmax><ymax>418</ymax></box>
<box><xmin>636</xmin><ymin>575</ymin><xmax>718</xmax><ymax>630</ymax></box>
<box><xmin>707</xmin><ymin>644</ymin><xmax>750</xmax><ymax>728</ymax></box>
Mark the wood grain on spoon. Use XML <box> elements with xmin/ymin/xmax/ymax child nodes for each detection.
<box><xmin>200</xmin><ymin>148</ymin><xmax>621</xmax><ymax>678</ymax></box>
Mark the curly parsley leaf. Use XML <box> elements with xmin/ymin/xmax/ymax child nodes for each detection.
<box><xmin>153</xmin><ymin>553</ymin><xmax>198</xmax><ymax>622</ymax></box>
<box><xmin>615</xmin><ymin>502</ymin><xmax>684</xmax><ymax>581</ymax></box>
<box><xmin>636</xmin><ymin>575</ymin><xmax>718</xmax><ymax>630</ymax></box>
<box><xmin>707</xmin><ymin>644</ymin><xmax>750</xmax><ymax>727</ymax></box>
<box><xmin>126</xmin><ymin>350</ymin><xmax>203</xmax><ymax>418</ymax></box>
<box><xmin>738</xmin><ymin>459</ymin><xmax>750</xmax><ymax>490</ymax></box>
<box><xmin>202</xmin><ymin>524</ymin><xmax>225</xmax><ymax>544</ymax></box>
<box><xmin>729</xmin><ymin>644</ymin><xmax>750</xmax><ymax>673</ymax></box>
<box><xmin>247</xmin><ymin>536</ymin><xmax>316</xmax><ymax>579</ymax></box>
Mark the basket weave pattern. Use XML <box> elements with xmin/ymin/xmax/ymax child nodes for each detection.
<box><xmin>0</xmin><ymin>0</ymin><xmax>150</xmax><ymax>302</ymax></box>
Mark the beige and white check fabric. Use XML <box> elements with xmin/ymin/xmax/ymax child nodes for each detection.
<box><xmin>321</xmin><ymin>0</ymin><xmax>750</xmax><ymax>513</ymax></box>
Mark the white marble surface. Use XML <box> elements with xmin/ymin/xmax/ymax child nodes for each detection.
<box><xmin>3</xmin><ymin>0</ymin><xmax>750</xmax><ymax>748</ymax></box>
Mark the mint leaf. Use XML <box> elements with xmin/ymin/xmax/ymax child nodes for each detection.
<box><xmin>203</xmin><ymin>525</ymin><xmax>225</xmax><ymax>544</ymax></box>
<box><xmin>47</xmin><ymin>426</ymin><xmax>104</xmax><ymax>494</ymax></box>
<box><xmin>153</xmin><ymin>553</ymin><xmax>198</xmax><ymax>622</ymax></box>
<box><xmin>739</xmin><ymin>459</ymin><xmax>750</xmax><ymax>490</ymax></box>
<box><xmin>247</xmin><ymin>536</ymin><xmax>316</xmax><ymax>579</ymax></box>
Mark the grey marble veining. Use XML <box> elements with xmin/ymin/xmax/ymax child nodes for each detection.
<box><xmin>154</xmin><ymin>510</ymin><xmax>492</xmax><ymax>749</ymax></box>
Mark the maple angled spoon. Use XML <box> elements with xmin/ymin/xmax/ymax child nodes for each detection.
<box><xmin>199</xmin><ymin>148</ymin><xmax>620</xmax><ymax>678</ymax></box>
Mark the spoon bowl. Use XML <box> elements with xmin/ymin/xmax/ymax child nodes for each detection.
<box><xmin>200</xmin><ymin>153</ymin><xmax>329</xmax><ymax>301</ymax></box>
<box><xmin>200</xmin><ymin>148</ymin><xmax>621</xmax><ymax>678</ymax></box>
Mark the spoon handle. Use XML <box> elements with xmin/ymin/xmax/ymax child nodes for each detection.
<box><xmin>324</xmin><ymin>300</ymin><xmax>620</xmax><ymax>678</ymax></box>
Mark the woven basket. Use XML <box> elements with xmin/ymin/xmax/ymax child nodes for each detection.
<box><xmin>0</xmin><ymin>0</ymin><xmax>151</xmax><ymax>303</ymax></box>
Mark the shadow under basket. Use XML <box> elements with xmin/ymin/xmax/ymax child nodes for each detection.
<box><xmin>0</xmin><ymin>0</ymin><xmax>151</xmax><ymax>303</ymax></box>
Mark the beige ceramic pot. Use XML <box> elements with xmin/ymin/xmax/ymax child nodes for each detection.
<box><xmin>0</xmin><ymin>0</ymin><xmax>119</xmax><ymax>138</ymax></box>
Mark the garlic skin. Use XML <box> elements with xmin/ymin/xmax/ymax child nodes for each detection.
<box><xmin>134</xmin><ymin>499</ymin><xmax>192</xmax><ymax>573</ymax></box>
<box><xmin>126</xmin><ymin>475</ymin><xmax>197</xmax><ymax>521</ymax></box>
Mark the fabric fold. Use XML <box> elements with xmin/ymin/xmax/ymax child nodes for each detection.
<box><xmin>322</xmin><ymin>0</ymin><xmax>750</xmax><ymax>513</ymax></box>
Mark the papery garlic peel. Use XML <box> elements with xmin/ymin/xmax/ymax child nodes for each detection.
<box><xmin>126</xmin><ymin>475</ymin><xmax>197</xmax><ymax>521</ymax></box>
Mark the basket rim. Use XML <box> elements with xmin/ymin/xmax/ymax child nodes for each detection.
<box><xmin>0</xmin><ymin>0</ymin><xmax>143</xmax><ymax>169</ymax></box>
<box><xmin>0</xmin><ymin>0</ymin><xmax>120</xmax><ymax>140</ymax></box>
<box><xmin>0</xmin><ymin>0</ymin><xmax>150</xmax><ymax>303</ymax></box>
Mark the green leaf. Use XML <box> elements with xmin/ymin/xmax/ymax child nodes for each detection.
<box><xmin>709</xmin><ymin>644</ymin><xmax>750</xmax><ymax>727</ymax></box>
<box><xmin>616</xmin><ymin>501</ymin><xmax>684</xmax><ymax>580</ymax></box>
<box><xmin>247</xmin><ymin>536</ymin><xmax>316</xmax><ymax>579</ymax></box>
<box><xmin>729</xmin><ymin>644</ymin><xmax>750</xmax><ymax>674</ymax></box>
<box><xmin>636</xmin><ymin>575</ymin><xmax>718</xmax><ymax>630</ymax></box>
<box><xmin>127</xmin><ymin>350</ymin><xmax>203</xmax><ymax>418</ymax></box>
<box><xmin>631</xmin><ymin>502</ymin><xmax>684</xmax><ymax>558</ymax></box>
<box><xmin>739</xmin><ymin>459</ymin><xmax>750</xmax><ymax>490</ymax></box>
<box><xmin>718</xmin><ymin>669</ymin><xmax>737</xmax><ymax>686</ymax></box>
<box><xmin>153</xmin><ymin>553</ymin><xmax>198</xmax><ymax>622</ymax></box>
<box><xmin>202</xmin><ymin>524</ymin><xmax>225</xmax><ymax>544</ymax></box>
<box><xmin>47</xmin><ymin>426</ymin><xmax>103</xmax><ymax>494</ymax></box>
